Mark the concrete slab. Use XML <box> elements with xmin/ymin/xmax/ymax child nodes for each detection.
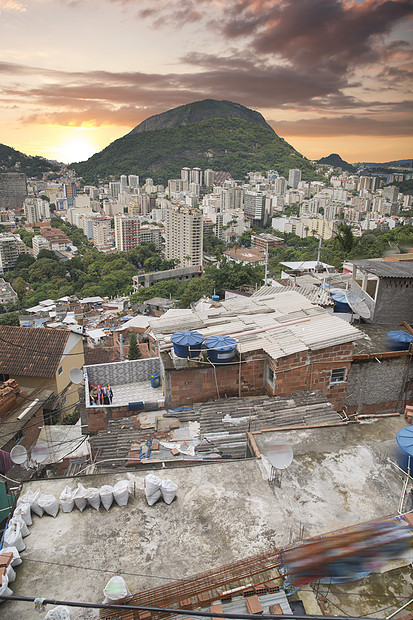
<box><xmin>3</xmin><ymin>461</ymin><xmax>286</xmax><ymax>620</ymax></box>
<box><xmin>254</xmin><ymin>416</ymin><xmax>409</xmax><ymax>535</ymax></box>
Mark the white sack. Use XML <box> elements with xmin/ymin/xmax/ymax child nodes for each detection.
<box><xmin>13</xmin><ymin>502</ymin><xmax>32</xmax><ymax>526</ymax></box>
<box><xmin>102</xmin><ymin>575</ymin><xmax>131</xmax><ymax>603</ymax></box>
<box><xmin>145</xmin><ymin>474</ymin><xmax>161</xmax><ymax>506</ymax></box>
<box><xmin>160</xmin><ymin>479</ymin><xmax>178</xmax><ymax>505</ymax></box>
<box><xmin>84</xmin><ymin>487</ymin><xmax>100</xmax><ymax>511</ymax></box>
<box><xmin>60</xmin><ymin>486</ymin><xmax>75</xmax><ymax>513</ymax></box>
<box><xmin>1</xmin><ymin>546</ymin><xmax>22</xmax><ymax>567</ymax></box>
<box><xmin>99</xmin><ymin>485</ymin><xmax>113</xmax><ymax>511</ymax></box>
<box><xmin>10</xmin><ymin>514</ymin><xmax>30</xmax><ymax>537</ymax></box>
<box><xmin>113</xmin><ymin>481</ymin><xmax>129</xmax><ymax>507</ymax></box>
<box><xmin>4</xmin><ymin>523</ymin><xmax>25</xmax><ymax>552</ymax></box>
<box><xmin>0</xmin><ymin>575</ymin><xmax>12</xmax><ymax>602</ymax></box>
<box><xmin>17</xmin><ymin>489</ymin><xmax>43</xmax><ymax>517</ymax></box>
<box><xmin>38</xmin><ymin>494</ymin><xmax>60</xmax><ymax>518</ymax></box>
<box><xmin>6</xmin><ymin>564</ymin><xmax>16</xmax><ymax>583</ymax></box>
<box><xmin>45</xmin><ymin>605</ymin><xmax>72</xmax><ymax>619</ymax></box>
<box><xmin>73</xmin><ymin>483</ymin><xmax>88</xmax><ymax>512</ymax></box>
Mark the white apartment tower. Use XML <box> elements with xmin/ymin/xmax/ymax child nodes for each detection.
<box><xmin>288</xmin><ymin>169</ymin><xmax>302</xmax><ymax>189</ymax></box>
<box><xmin>114</xmin><ymin>215</ymin><xmax>140</xmax><ymax>252</ymax></box>
<box><xmin>128</xmin><ymin>175</ymin><xmax>139</xmax><ymax>188</ymax></box>
<box><xmin>120</xmin><ymin>175</ymin><xmax>128</xmax><ymax>193</ymax></box>
<box><xmin>164</xmin><ymin>203</ymin><xmax>203</xmax><ymax>267</ymax></box>
<box><xmin>32</xmin><ymin>235</ymin><xmax>50</xmax><ymax>258</ymax></box>
<box><xmin>181</xmin><ymin>167</ymin><xmax>191</xmax><ymax>183</ymax></box>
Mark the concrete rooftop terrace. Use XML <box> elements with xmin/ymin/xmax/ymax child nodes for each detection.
<box><xmin>3</xmin><ymin>415</ymin><xmax>411</xmax><ymax>620</ymax></box>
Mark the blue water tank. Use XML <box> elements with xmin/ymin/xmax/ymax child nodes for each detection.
<box><xmin>204</xmin><ymin>335</ymin><xmax>237</xmax><ymax>364</ymax></box>
<box><xmin>330</xmin><ymin>292</ymin><xmax>352</xmax><ymax>313</ymax></box>
<box><xmin>212</xmin><ymin>295</ymin><xmax>220</xmax><ymax>302</ymax></box>
<box><xmin>396</xmin><ymin>426</ymin><xmax>413</xmax><ymax>473</ymax></box>
<box><xmin>387</xmin><ymin>331</ymin><xmax>413</xmax><ymax>351</ymax></box>
<box><xmin>150</xmin><ymin>373</ymin><xmax>161</xmax><ymax>388</ymax></box>
<box><xmin>170</xmin><ymin>330</ymin><xmax>204</xmax><ymax>358</ymax></box>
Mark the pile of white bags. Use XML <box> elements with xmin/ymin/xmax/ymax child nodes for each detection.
<box><xmin>73</xmin><ymin>483</ymin><xmax>88</xmax><ymax>512</ymax></box>
<box><xmin>144</xmin><ymin>474</ymin><xmax>178</xmax><ymax>505</ymax></box>
<box><xmin>1</xmin><ymin>546</ymin><xmax>22</xmax><ymax>567</ymax></box>
<box><xmin>0</xmin><ymin>574</ymin><xmax>12</xmax><ymax>603</ymax></box>
<box><xmin>4</xmin><ymin>521</ymin><xmax>25</xmax><ymax>552</ymax></box>
<box><xmin>13</xmin><ymin>502</ymin><xmax>32</xmax><ymax>526</ymax></box>
<box><xmin>17</xmin><ymin>489</ymin><xmax>43</xmax><ymax>517</ymax></box>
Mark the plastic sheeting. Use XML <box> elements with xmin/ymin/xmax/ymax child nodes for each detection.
<box><xmin>102</xmin><ymin>576</ymin><xmax>131</xmax><ymax>604</ymax></box>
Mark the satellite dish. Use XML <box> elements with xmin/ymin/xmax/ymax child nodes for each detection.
<box><xmin>31</xmin><ymin>443</ymin><xmax>49</xmax><ymax>464</ymax></box>
<box><xmin>10</xmin><ymin>445</ymin><xmax>28</xmax><ymax>465</ymax></box>
<box><xmin>69</xmin><ymin>367</ymin><xmax>83</xmax><ymax>384</ymax></box>
<box><xmin>267</xmin><ymin>443</ymin><xmax>294</xmax><ymax>470</ymax></box>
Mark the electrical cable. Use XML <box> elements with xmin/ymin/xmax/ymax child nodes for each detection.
<box><xmin>0</xmin><ymin>594</ymin><xmax>375</xmax><ymax>620</ymax></box>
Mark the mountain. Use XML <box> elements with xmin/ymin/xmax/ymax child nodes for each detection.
<box><xmin>0</xmin><ymin>143</ymin><xmax>60</xmax><ymax>178</ymax></box>
<box><xmin>317</xmin><ymin>153</ymin><xmax>356</xmax><ymax>173</ymax></box>
<box><xmin>129</xmin><ymin>99</ymin><xmax>274</xmax><ymax>134</ymax></box>
<box><xmin>356</xmin><ymin>159</ymin><xmax>412</xmax><ymax>168</ymax></box>
<box><xmin>72</xmin><ymin>99</ymin><xmax>320</xmax><ymax>185</ymax></box>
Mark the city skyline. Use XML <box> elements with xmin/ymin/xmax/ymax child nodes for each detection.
<box><xmin>1</xmin><ymin>0</ymin><xmax>412</xmax><ymax>165</ymax></box>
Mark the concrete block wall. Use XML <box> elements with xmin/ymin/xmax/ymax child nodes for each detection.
<box><xmin>266</xmin><ymin>343</ymin><xmax>354</xmax><ymax>412</ymax></box>
<box><xmin>85</xmin><ymin>357</ymin><xmax>161</xmax><ymax>387</ymax></box>
<box><xmin>345</xmin><ymin>353</ymin><xmax>413</xmax><ymax>414</ymax></box>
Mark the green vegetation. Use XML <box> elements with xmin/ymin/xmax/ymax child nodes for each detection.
<box><xmin>385</xmin><ymin>179</ymin><xmax>413</xmax><ymax>196</ymax></box>
<box><xmin>0</xmin><ymin>312</ymin><xmax>19</xmax><ymax>325</ymax></box>
<box><xmin>128</xmin><ymin>332</ymin><xmax>141</xmax><ymax>360</ymax></box>
<box><xmin>73</xmin><ymin>118</ymin><xmax>322</xmax><ymax>185</ymax></box>
<box><xmin>0</xmin><ymin>143</ymin><xmax>60</xmax><ymax>178</ymax></box>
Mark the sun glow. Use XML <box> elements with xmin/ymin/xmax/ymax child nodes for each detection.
<box><xmin>58</xmin><ymin>129</ymin><xmax>99</xmax><ymax>164</ymax></box>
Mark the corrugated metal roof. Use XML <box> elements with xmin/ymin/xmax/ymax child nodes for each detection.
<box><xmin>152</xmin><ymin>289</ymin><xmax>364</xmax><ymax>358</ymax></box>
<box><xmin>351</xmin><ymin>259</ymin><xmax>413</xmax><ymax>278</ymax></box>
<box><xmin>253</xmin><ymin>283</ymin><xmax>334</xmax><ymax>306</ymax></box>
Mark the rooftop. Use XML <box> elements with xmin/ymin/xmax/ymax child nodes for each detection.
<box><xmin>3</xmin><ymin>415</ymin><xmax>411</xmax><ymax>619</ymax></box>
<box><xmin>150</xmin><ymin>290</ymin><xmax>364</xmax><ymax>360</ymax></box>
<box><xmin>0</xmin><ymin>326</ymin><xmax>71</xmax><ymax>378</ymax></box>
<box><xmin>223</xmin><ymin>247</ymin><xmax>265</xmax><ymax>263</ymax></box>
<box><xmin>351</xmin><ymin>259</ymin><xmax>413</xmax><ymax>278</ymax></box>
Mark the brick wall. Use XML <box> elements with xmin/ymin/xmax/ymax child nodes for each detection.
<box><xmin>164</xmin><ymin>353</ymin><xmax>265</xmax><ymax>408</ymax></box>
<box><xmin>3</xmin><ymin>406</ymin><xmax>44</xmax><ymax>453</ymax></box>
<box><xmin>266</xmin><ymin>343</ymin><xmax>354</xmax><ymax>411</ymax></box>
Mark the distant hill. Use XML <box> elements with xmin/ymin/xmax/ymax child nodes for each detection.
<box><xmin>0</xmin><ymin>143</ymin><xmax>60</xmax><ymax>178</ymax></box>
<box><xmin>317</xmin><ymin>153</ymin><xmax>356</xmax><ymax>173</ymax></box>
<box><xmin>72</xmin><ymin>99</ymin><xmax>320</xmax><ymax>185</ymax></box>
<box><xmin>130</xmin><ymin>99</ymin><xmax>274</xmax><ymax>134</ymax></box>
<box><xmin>357</xmin><ymin>159</ymin><xmax>413</xmax><ymax>168</ymax></box>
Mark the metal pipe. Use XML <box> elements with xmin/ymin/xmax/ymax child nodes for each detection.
<box><xmin>386</xmin><ymin>596</ymin><xmax>413</xmax><ymax>620</ymax></box>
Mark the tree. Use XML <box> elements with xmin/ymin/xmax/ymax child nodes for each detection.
<box><xmin>0</xmin><ymin>312</ymin><xmax>19</xmax><ymax>326</ymax></box>
<box><xmin>334</xmin><ymin>222</ymin><xmax>355</xmax><ymax>253</ymax></box>
<box><xmin>128</xmin><ymin>332</ymin><xmax>141</xmax><ymax>360</ymax></box>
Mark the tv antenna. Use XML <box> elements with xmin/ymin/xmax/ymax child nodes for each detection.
<box><xmin>267</xmin><ymin>442</ymin><xmax>293</xmax><ymax>488</ymax></box>
<box><xmin>69</xmin><ymin>367</ymin><xmax>84</xmax><ymax>384</ymax></box>
<box><xmin>10</xmin><ymin>442</ymin><xmax>49</xmax><ymax>470</ymax></box>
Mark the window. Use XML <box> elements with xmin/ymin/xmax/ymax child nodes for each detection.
<box><xmin>13</xmin><ymin>429</ymin><xmax>23</xmax><ymax>444</ymax></box>
<box><xmin>58</xmin><ymin>366</ymin><xmax>63</xmax><ymax>375</ymax></box>
<box><xmin>330</xmin><ymin>368</ymin><xmax>346</xmax><ymax>384</ymax></box>
<box><xmin>267</xmin><ymin>365</ymin><xmax>275</xmax><ymax>384</ymax></box>
<box><xmin>0</xmin><ymin>374</ymin><xmax>10</xmax><ymax>383</ymax></box>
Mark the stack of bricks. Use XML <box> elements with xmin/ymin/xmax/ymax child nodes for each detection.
<box><xmin>0</xmin><ymin>551</ymin><xmax>13</xmax><ymax>581</ymax></box>
<box><xmin>405</xmin><ymin>405</ymin><xmax>413</xmax><ymax>424</ymax></box>
<box><xmin>0</xmin><ymin>379</ymin><xmax>20</xmax><ymax>417</ymax></box>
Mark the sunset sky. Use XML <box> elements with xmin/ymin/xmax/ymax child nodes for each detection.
<box><xmin>1</xmin><ymin>0</ymin><xmax>412</xmax><ymax>165</ymax></box>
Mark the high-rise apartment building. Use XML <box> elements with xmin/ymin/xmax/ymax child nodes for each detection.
<box><xmin>92</xmin><ymin>218</ymin><xmax>112</xmax><ymax>250</ymax></box>
<box><xmin>120</xmin><ymin>175</ymin><xmax>128</xmax><ymax>193</ymax></box>
<box><xmin>0</xmin><ymin>172</ymin><xmax>27</xmax><ymax>210</ymax></box>
<box><xmin>244</xmin><ymin>191</ymin><xmax>266</xmax><ymax>224</ymax></box>
<box><xmin>383</xmin><ymin>185</ymin><xmax>399</xmax><ymax>202</ymax></box>
<box><xmin>288</xmin><ymin>169</ymin><xmax>302</xmax><ymax>189</ymax></box>
<box><xmin>204</xmin><ymin>169</ymin><xmax>215</xmax><ymax>187</ymax></box>
<box><xmin>140</xmin><ymin>225</ymin><xmax>163</xmax><ymax>251</ymax></box>
<box><xmin>164</xmin><ymin>203</ymin><xmax>203</xmax><ymax>267</ymax></box>
<box><xmin>114</xmin><ymin>215</ymin><xmax>140</xmax><ymax>252</ymax></box>
<box><xmin>64</xmin><ymin>183</ymin><xmax>77</xmax><ymax>199</ymax></box>
<box><xmin>109</xmin><ymin>182</ymin><xmax>121</xmax><ymax>199</ymax></box>
<box><xmin>274</xmin><ymin>177</ymin><xmax>287</xmax><ymax>196</ymax></box>
<box><xmin>128</xmin><ymin>175</ymin><xmax>139</xmax><ymax>188</ymax></box>
<box><xmin>181</xmin><ymin>167</ymin><xmax>191</xmax><ymax>183</ymax></box>
<box><xmin>0</xmin><ymin>234</ymin><xmax>25</xmax><ymax>274</ymax></box>
<box><xmin>190</xmin><ymin>167</ymin><xmax>202</xmax><ymax>185</ymax></box>
<box><xmin>32</xmin><ymin>235</ymin><xmax>50</xmax><ymax>258</ymax></box>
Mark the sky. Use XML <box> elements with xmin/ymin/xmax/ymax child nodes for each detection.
<box><xmin>0</xmin><ymin>0</ymin><xmax>412</xmax><ymax>165</ymax></box>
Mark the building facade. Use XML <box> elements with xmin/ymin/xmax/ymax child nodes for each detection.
<box><xmin>164</xmin><ymin>203</ymin><xmax>203</xmax><ymax>267</ymax></box>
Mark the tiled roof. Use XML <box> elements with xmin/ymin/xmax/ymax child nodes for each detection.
<box><xmin>351</xmin><ymin>259</ymin><xmax>413</xmax><ymax>278</ymax></box>
<box><xmin>0</xmin><ymin>326</ymin><xmax>70</xmax><ymax>377</ymax></box>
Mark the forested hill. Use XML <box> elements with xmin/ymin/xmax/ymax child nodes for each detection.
<box><xmin>72</xmin><ymin>117</ymin><xmax>319</xmax><ymax>185</ymax></box>
<box><xmin>0</xmin><ymin>143</ymin><xmax>60</xmax><ymax>177</ymax></box>
<box><xmin>317</xmin><ymin>153</ymin><xmax>356</xmax><ymax>173</ymax></box>
<box><xmin>129</xmin><ymin>99</ymin><xmax>275</xmax><ymax>134</ymax></box>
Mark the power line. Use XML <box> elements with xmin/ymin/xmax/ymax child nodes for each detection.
<box><xmin>0</xmin><ymin>594</ymin><xmax>375</xmax><ymax>620</ymax></box>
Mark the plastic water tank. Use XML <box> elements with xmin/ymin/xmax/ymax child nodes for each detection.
<box><xmin>204</xmin><ymin>335</ymin><xmax>237</xmax><ymax>364</ymax></box>
<box><xmin>170</xmin><ymin>330</ymin><xmax>204</xmax><ymax>358</ymax></box>
<box><xmin>396</xmin><ymin>426</ymin><xmax>413</xmax><ymax>473</ymax></box>
<box><xmin>387</xmin><ymin>331</ymin><xmax>413</xmax><ymax>351</ymax></box>
<box><xmin>330</xmin><ymin>292</ymin><xmax>352</xmax><ymax>313</ymax></box>
<box><xmin>212</xmin><ymin>295</ymin><xmax>220</xmax><ymax>302</ymax></box>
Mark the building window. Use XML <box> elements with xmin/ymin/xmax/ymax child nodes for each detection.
<box><xmin>330</xmin><ymin>368</ymin><xmax>346</xmax><ymax>384</ymax></box>
<box><xmin>58</xmin><ymin>366</ymin><xmax>63</xmax><ymax>375</ymax></box>
<box><xmin>13</xmin><ymin>429</ymin><xmax>23</xmax><ymax>444</ymax></box>
<box><xmin>0</xmin><ymin>373</ymin><xmax>10</xmax><ymax>383</ymax></box>
<box><xmin>267</xmin><ymin>365</ymin><xmax>275</xmax><ymax>385</ymax></box>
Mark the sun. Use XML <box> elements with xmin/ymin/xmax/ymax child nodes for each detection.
<box><xmin>58</xmin><ymin>129</ymin><xmax>99</xmax><ymax>164</ymax></box>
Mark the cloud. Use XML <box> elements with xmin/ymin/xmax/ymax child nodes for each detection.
<box><xmin>0</xmin><ymin>0</ymin><xmax>26</xmax><ymax>12</ymax></box>
<box><xmin>272</xmin><ymin>115</ymin><xmax>413</xmax><ymax>137</ymax></box>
